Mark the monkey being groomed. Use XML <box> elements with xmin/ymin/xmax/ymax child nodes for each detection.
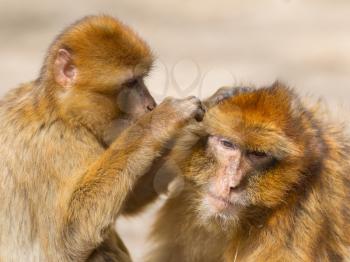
<box><xmin>0</xmin><ymin>15</ymin><xmax>205</xmax><ymax>261</ymax></box>
<box><xmin>148</xmin><ymin>83</ymin><xmax>350</xmax><ymax>262</ymax></box>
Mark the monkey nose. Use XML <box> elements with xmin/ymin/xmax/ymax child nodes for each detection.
<box><xmin>228</xmin><ymin>172</ymin><xmax>244</xmax><ymax>191</ymax></box>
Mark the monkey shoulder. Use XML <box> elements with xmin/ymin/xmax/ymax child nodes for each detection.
<box><xmin>0</xmin><ymin>87</ymin><xmax>105</xmax><ymax>180</ymax></box>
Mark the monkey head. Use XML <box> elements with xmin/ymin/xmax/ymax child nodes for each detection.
<box><xmin>39</xmin><ymin>15</ymin><xmax>156</xmax><ymax>142</ymax></box>
<box><xmin>182</xmin><ymin>83</ymin><xmax>323</xmax><ymax>226</ymax></box>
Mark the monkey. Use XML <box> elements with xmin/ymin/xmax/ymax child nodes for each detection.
<box><xmin>147</xmin><ymin>82</ymin><xmax>350</xmax><ymax>262</ymax></box>
<box><xmin>0</xmin><ymin>15</ymin><xmax>205</xmax><ymax>261</ymax></box>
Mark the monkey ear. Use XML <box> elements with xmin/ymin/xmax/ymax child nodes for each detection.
<box><xmin>54</xmin><ymin>48</ymin><xmax>77</xmax><ymax>88</ymax></box>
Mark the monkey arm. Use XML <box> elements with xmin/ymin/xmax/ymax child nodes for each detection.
<box><xmin>61</xmin><ymin>116</ymin><xmax>167</xmax><ymax>258</ymax></box>
<box><xmin>121</xmin><ymin>153</ymin><xmax>176</xmax><ymax>216</ymax></box>
<box><xmin>60</xmin><ymin>97</ymin><xmax>204</xmax><ymax>259</ymax></box>
<box><xmin>120</xmin><ymin>168</ymin><xmax>160</xmax><ymax>216</ymax></box>
<box><xmin>122</xmin><ymin>122</ymin><xmax>204</xmax><ymax>216</ymax></box>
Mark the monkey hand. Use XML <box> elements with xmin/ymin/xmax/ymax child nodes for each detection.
<box><xmin>147</xmin><ymin>96</ymin><xmax>205</xmax><ymax>144</ymax></box>
<box><xmin>163</xmin><ymin>96</ymin><xmax>205</xmax><ymax>122</ymax></box>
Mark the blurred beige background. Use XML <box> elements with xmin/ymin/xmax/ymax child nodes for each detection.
<box><xmin>1</xmin><ymin>0</ymin><xmax>349</xmax><ymax>260</ymax></box>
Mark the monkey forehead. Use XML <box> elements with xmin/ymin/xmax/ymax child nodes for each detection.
<box><xmin>54</xmin><ymin>15</ymin><xmax>153</xmax><ymax>67</ymax></box>
<box><xmin>203</xmin><ymin>84</ymin><xmax>302</xmax><ymax>158</ymax></box>
<box><xmin>207</xmin><ymin>83</ymin><xmax>300</xmax><ymax>131</ymax></box>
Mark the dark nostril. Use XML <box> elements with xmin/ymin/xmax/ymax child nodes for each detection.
<box><xmin>230</xmin><ymin>186</ymin><xmax>237</xmax><ymax>192</ymax></box>
<box><xmin>229</xmin><ymin>184</ymin><xmax>243</xmax><ymax>193</ymax></box>
<box><xmin>147</xmin><ymin>104</ymin><xmax>155</xmax><ymax>111</ymax></box>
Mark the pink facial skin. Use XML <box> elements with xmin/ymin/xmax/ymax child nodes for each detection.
<box><xmin>204</xmin><ymin>135</ymin><xmax>248</xmax><ymax>215</ymax></box>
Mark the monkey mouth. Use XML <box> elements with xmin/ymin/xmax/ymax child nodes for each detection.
<box><xmin>206</xmin><ymin>191</ymin><xmax>241</xmax><ymax>213</ymax></box>
<box><xmin>208</xmin><ymin>192</ymin><xmax>233</xmax><ymax>205</ymax></box>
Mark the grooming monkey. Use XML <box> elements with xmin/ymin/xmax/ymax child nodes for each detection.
<box><xmin>148</xmin><ymin>83</ymin><xmax>350</xmax><ymax>262</ymax></box>
<box><xmin>0</xmin><ymin>15</ymin><xmax>205</xmax><ymax>261</ymax></box>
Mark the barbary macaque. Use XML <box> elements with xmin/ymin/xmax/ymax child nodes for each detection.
<box><xmin>148</xmin><ymin>83</ymin><xmax>350</xmax><ymax>262</ymax></box>
<box><xmin>0</xmin><ymin>15</ymin><xmax>204</xmax><ymax>261</ymax></box>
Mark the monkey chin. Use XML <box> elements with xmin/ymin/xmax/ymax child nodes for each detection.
<box><xmin>198</xmin><ymin>192</ymin><xmax>244</xmax><ymax>228</ymax></box>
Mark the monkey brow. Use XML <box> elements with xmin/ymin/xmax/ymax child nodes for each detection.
<box><xmin>240</xmin><ymin>125</ymin><xmax>299</xmax><ymax>159</ymax></box>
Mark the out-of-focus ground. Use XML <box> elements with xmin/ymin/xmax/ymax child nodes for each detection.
<box><xmin>0</xmin><ymin>0</ymin><xmax>349</xmax><ymax>260</ymax></box>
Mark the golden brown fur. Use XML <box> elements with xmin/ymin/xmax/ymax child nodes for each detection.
<box><xmin>148</xmin><ymin>83</ymin><xmax>350</xmax><ymax>262</ymax></box>
<box><xmin>0</xmin><ymin>15</ymin><xmax>204</xmax><ymax>261</ymax></box>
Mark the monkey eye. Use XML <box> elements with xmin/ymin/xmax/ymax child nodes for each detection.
<box><xmin>248</xmin><ymin>151</ymin><xmax>267</xmax><ymax>157</ymax></box>
<box><xmin>124</xmin><ymin>78</ymin><xmax>138</xmax><ymax>88</ymax></box>
<box><xmin>220</xmin><ymin>139</ymin><xmax>236</xmax><ymax>149</ymax></box>
<box><xmin>246</xmin><ymin>150</ymin><xmax>269</xmax><ymax>162</ymax></box>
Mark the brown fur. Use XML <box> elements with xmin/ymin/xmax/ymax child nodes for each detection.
<box><xmin>148</xmin><ymin>83</ymin><xmax>350</xmax><ymax>262</ymax></box>
<box><xmin>0</xmin><ymin>15</ymin><xmax>204</xmax><ymax>261</ymax></box>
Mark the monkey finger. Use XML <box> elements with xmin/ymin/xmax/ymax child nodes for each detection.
<box><xmin>194</xmin><ymin>107</ymin><xmax>205</xmax><ymax>122</ymax></box>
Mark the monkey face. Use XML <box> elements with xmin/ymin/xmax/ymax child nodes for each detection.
<box><xmin>184</xmin><ymin>84</ymin><xmax>308</xmax><ymax>223</ymax></box>
<box><xmin>200</xmin><ymin>135</ymin><xmax>277</xmax><ymax>219</ymax></box>
<box><xmin>188</xmin><ymin>134</ymin><xmax>283</xmax><ymax>222</ymax></box>
<box><xmin>99</xmin><ymin>75</ymin><xmax>157</xmax><ymax>144</ymax></box>
<box><xmin>115</xmin><ymin>76</ymin><xmax>156</xmax><ymax>119</ymax></box>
